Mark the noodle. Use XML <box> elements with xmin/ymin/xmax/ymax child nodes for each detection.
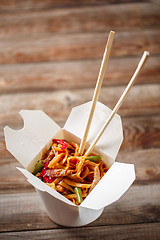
<box><xmin>33</xmin><ymin>139</ymin><xmax>108</xmax><ymax>205</ymax></box>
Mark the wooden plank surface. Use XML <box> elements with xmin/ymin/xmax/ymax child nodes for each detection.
<box><xmin>0</xmin><ymin>0</ymin><xmax>159</xmax><ymax>239</ymax></box>
<box><xmin>1</xmin><ymin>222</ymin><xmax>160</xmax><ymax>240</ymax></box>
<box><xmin>118</xmin><ymin>149</ymin><xmax>160</xmax><ymax>183</ymax></box>
<box><xmin>1</xmin><ymin>114</ymin><xmax>160</xmax><ymax>159</ymax></box>
<box><xmin>0</xmin><ymin>56</ymin><xmax>159</xmax><ymax>93</ymax></box>
<box><xmin>0</xmin><ymin>3</ymin><xmax>160</xmax><ymax>39</ymax></box>
<box><xmin>0</xmin><ymin>183</ymin><xmax>160</xmax><ymax>232</ymax></box>
<box><xmin>0</xmin><ymin>0</ymin><xmax>148</xmax><ymax>12</ymax></box>
<box><xmin>1</xmin><ymin>84</ymin><xmax>160</xmax><ymax>122</ymax></box>
<box><xmin>0</xmin><ymin>29</ymin><xmax>159</xmax><ymax>64</ymax></box>
<box><xmin>1</xmin><ymin>223</ymin><xmax>160</xmax><ymax>240</ymax></box>
<box><xmin>0</xmin><ymin>85</ymin><xmax>160</xmax><ymax>159</ymax></box>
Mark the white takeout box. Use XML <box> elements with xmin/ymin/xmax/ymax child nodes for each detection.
<box><xmin>4</xmin><ymin>101</ymin><xmax>135</xmax><ymax>227</ymax></box>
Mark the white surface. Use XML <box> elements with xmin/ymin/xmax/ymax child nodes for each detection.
<box><xmin>81</xmin><ymin>162</ymin><xmax>135</xmax><ymax>209</ymax></box>
<box><xmin>64</xmin><ymin>101</ymin><xmax>123</xmax><ymax>160</ymax></box>
<box><xmin>37</xmin><ymin>189</ymin><xmax>104</xmax><ymax>227</ymax></box>
<box><xmin>4</xmin><ymin>110</ymin><xmax>60</xmax><ymax>169</ymax></box>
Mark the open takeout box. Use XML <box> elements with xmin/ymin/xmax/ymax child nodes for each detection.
<box><xmin>4</xmin><ymin>101</ymin><xmax>135</xmax><ymax>227</ymax></box>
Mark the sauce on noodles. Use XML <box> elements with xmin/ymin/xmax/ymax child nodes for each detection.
<box><xmin>33</xmin><ymin>139</ymin><xmax>108</xmax><ymax>205</ymax></box>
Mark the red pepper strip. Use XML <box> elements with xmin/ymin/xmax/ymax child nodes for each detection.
<box><xmin>42</xmin><ymin>161</ymin><xmax>55</xmax><ymax>183</ymax></box>
<box><xmin>52</xmin><ymin>139</ymin><xmax>67</xmax><ymax>150</ymax></box>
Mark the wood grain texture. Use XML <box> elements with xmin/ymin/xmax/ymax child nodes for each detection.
<box><xmin>0</xmin><ymin>148</ymin><xmax>159</xmax><ymax>194</ymax></box>
<box><xmin>1</xmin><ymin>223</ymin><xmax>160</xmax><ymax>240</ymax></box>
<box><xmin>0</xmin><ymin>85</ymin><xmax>159</xmax><ymax>124</ymax></box>
<box><xmin>1</xmin><ymin>115</ymin><xmax>160</xmax><ymax>159</ymax></box>
<box><xmin>0</xmin><ymin>0</ymin><xmax>159</xmax><ymax>237</ymax></box>
<box><xmin>117</xmin><ymin>148</ymin><xmax>160</xmax><ymax>183</ymax></box>
<box><xmin>0</xmin><ymin>3</ymin><xmax>160</xmax><ymax>39</ymax></box>
<box><xmin>0</xmin><ymin>56</ymin><xmax>159</xmax><ymax>93</ymax></box>
<box><xmin>0</xmin><ymin>0</ymin><xmax>148</xmax><ymax>12</ymax></box>
<box><xmin>0</xmin><ymin>29</ymin><xmax>159</xmax><ymax>64</ymax></box>
<box><xmin>121</xmin><ymin>116</ymin><xmax>160</xmax><ymax>151</ymax></box>
<box><xmin>0</xmin><ymin>183</ymin><xmax>160</xmax><ymax>232</ymax></box>
<box><xmin>0</xmin><ymin>85</ymin><xmax>159</xmax><ymax>159</ymax></box>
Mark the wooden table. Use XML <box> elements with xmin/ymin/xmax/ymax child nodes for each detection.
<box><xmin>0</xmin><ymin>1</ymin><xmax>160</xmax><ymax>239</ymax></box>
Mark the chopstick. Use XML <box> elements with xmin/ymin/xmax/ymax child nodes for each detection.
<box><xmin>85</xmin><ymin>51</ymin><xmax>149</xmax><ymax>156</ymax></box>
<box><xmin>79</xmin><ymin>31</ymin><xmax>115</xmax><ymax>155</ymax></box>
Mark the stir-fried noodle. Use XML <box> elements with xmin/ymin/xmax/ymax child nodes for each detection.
<box><xmin>33</xmin><ymin>139</ymin><xmax>108</xmax><ymax>205</ymax></box>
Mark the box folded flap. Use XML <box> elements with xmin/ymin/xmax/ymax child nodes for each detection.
<box><xmin>64</xmin><ymin>101</ymin><xmax>123</xmax><ymax>160</ymax></box>
<box><xmin>4</xmin><ymin>110</ymin><xmax>60</xmax><ymax>168</ymax></box>
<box><xmin>4</xmin><ymin>106</ymin><xmax>135</xmax><ymax>212</ymax></box>
<box><xmin>17</xmin><ymin>162</ymin><xmax>135</xmax><ymax>210</ymax></box>
<box><xmin>4</xmin><ymin>127</ymin><xmax>40</xmax><ymax>168</ymax></box>
<box><xmin>80</xmin><ymin>162</ymin><xmax>135</xmax><ymax>210</ymax></box>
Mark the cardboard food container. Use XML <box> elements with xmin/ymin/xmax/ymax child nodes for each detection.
<box><xmin>4</xmin><ymin>101</ymin><xmax>135</xmax><ymax>227</ymax></box>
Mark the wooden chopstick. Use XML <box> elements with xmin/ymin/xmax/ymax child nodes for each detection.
<box><xmin>79</xmin><ymin>31</ymin><xmax>115</xmax><ymax>155</ymax></box>
<box><xmin>85</xmin><ymin>51</ymin><xmax>149</xmax><ymax>156</ymax></box>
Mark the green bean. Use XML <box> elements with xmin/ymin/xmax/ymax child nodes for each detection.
<box><xmin>32</xmin><ymin>160</ymin><xmax>44</xmax><ymax>175</ymax></box>
<box><xmin>74</xmin><ymin>187</ymin><xmax>83</xmax><ymax>204</ymax></box>
<box><xmin>85</xmin><ymin>155</ymin><xmax>102</xmax><ymax>162</ymax></box>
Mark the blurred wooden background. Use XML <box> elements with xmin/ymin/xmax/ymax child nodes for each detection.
<box><xmin>0</xmin><ymin>0</ymin><xmax>160</xmax><ymax>239</ymax></box>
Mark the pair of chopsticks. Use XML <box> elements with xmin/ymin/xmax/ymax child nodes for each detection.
<box><xmin>79</xmin><ymin>31</ymin><xmax>149</xmax><ymax>156</ymax></box>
